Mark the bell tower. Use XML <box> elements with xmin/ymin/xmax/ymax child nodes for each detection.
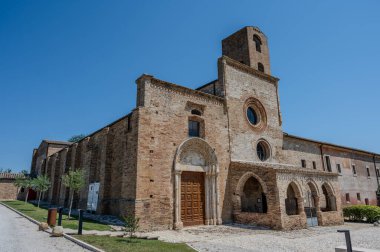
<box><xmin>222</xmin><ymin>26</ymin><xmax>271</xmax><ymax>75</ymax></box>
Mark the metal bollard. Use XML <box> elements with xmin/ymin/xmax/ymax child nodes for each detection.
<box><xmin>337</xmin><ymin>230</ymin><xmax>353</xmax><ymax>252</ymax></box>
<box><xmin>78</xmin><ymin>209</ymin><xmax>84</xmax><ymax>235</ymax></box>
<box><xmin>58</xmin><ymin>207</ymin><xmax>63</xmax><ymax>226</ymax></box>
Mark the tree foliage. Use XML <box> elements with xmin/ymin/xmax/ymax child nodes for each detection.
<box><xmin>68</xmin><ymin>134</ymin><xmax>86</xmax><ymax>143</ymax></box>
<box><xmin>14</xmin><ymin>177</ymin><xmax>33</xmax><ymax>203</ymax></box>
<box><xmin>62</xmin><ymin>168</ymin><xmax>86</xmax><ymax>219</ymax></box>
<box><xmin>123</xmin><ymin>212</ymin><xmax>140</xmax><ymax>238</ymax></box>
<box><xmin>32</xmin><ymin>175</ymin><xmax>50</xmax><ymax>207</ymax></box>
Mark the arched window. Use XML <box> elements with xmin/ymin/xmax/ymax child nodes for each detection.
<box><xmin>191</xmin><ymin>109</ymin><xmax>202</xmax><ymax>116</ymax></box>
<box><xmin>256</xmin><ymin>141</ymin><xmax>270</xmax><ymax>162</ymax></box>
<box><xmin>258</xmin><ymin>63</ymin><xmax>264</xmax><ymax>73</ymax></box>
<box><xmin>253</xmin><ymin>35</ymin><xmax>262</xmax><ymax>52</ymax></box>
<box><xmin>321</xmin><ymin>183</ymin><xmax>337</xmax><ymax>212</ymax></box>
<box><xmin>285</xmin><ymin>184</ymin><xmax>299</xmax><ymax>215</ymax></box>
<box><xmin>241</xmin><ymin>177</ymin><xmax>267</xmax><ymax>213</ymax></box>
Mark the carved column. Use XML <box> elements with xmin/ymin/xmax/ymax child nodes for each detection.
<box><xmin>211</xmin><ymin>173</ymin><xmax>217</xmax><ymax>224</ymax></box>
<box><xmin>215</xmin><ymin>171</ymin><xmax>221</xmax><ymax>224</ymax></box>
<box><xmin>174</xmin><ymin>170</ymin><xmax>183</xmax><ymax>229</ymax></box>
<box><xmin>205</xmin><ymin>173</ymin><xmax>210</xmax><ymax>225</ymax></box>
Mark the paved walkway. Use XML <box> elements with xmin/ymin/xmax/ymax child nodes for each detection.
<box><xmin>0</xmin><ymin>204</ymin><xmax>88</xmax><ymax>252</ymax></box>
<box><xmin>145</xmin><ymin>223</ymin><xmax>380</xmax><ymax>252</ymax></box>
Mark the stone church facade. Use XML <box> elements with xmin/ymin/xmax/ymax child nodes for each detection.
<box><xmin>30</xmin><ymin>26</ymin><xmax>380</xmax><ymax>231</ymax></box>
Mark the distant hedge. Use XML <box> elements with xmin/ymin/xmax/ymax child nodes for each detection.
<box><xmin>343</xmin><ymin>205</ymin><xmax>380</xmax><ymax>223</ymax></box>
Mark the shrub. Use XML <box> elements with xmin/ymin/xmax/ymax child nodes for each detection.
<box><xmin>123</xmin><ymin>212</ymin><xmax>140</xmax><ymax>238</ymax></box>
<box><xmin>343</xmin><ymin>205</ymin><xmax>380</xmax><ymax>223</ymax></box>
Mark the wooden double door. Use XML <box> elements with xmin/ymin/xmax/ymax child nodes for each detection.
<box><xmin>181</xmin><ymin>171</ymin><xmax>205</xmax><ymax>226</ymax></box>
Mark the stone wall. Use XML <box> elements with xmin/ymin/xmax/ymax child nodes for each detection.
<box><xmin>134</xmin><ymin>75</ymin><xmax>230</xmax><ymax>230</ymax></box>
<box><xmin>220</xmin><ymin>57</ymin><xmax>282</xmax><ymax>164</ymax></box>
<box><xmin>276</xmin><ymin>168</ymin><xmax>343</xmax><ymax>229</ymax></box>
<box><xmin>0</xmin><ymin>179</ymin><xmax>19</xmax><ymax>200</ymax></box>
<box><xmin>228</xmin><ymin>162</ymin><xmax>282</xmax><ymax>229</ymax></box>
<box><xmin>43</xmin><ymin>113</ymin><xmax>138</xmax><ymax>217</ymax></box>
<box><xmin>282</xmin><ymin>135</ymin><xmax>379</xmax><ymax>207</ymax></box>
<box><xmin>282</xmin><ymin>136</ymin><xmax>324</xmax><ymax>171</ymax></box>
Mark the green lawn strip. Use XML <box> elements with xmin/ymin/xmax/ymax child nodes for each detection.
<box><xmin>73</xmin><ymin>235</ymin><xmax>195</xmax><ymax>252</ymax></box>
<box><xmin>1</xmin><ymin>200</ymin><xmax>110</xmax><ymax>231</ymax></box>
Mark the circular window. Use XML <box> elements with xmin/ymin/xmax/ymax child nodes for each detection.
<box><xmin>256</xmin><ymin>141</ymin><xmax>270</xmax><ymax>161</ymax></box>
<box><xmin>247</xmin><ymin>107</ymin><xmax>259</xmax><ymax>125</ymax></box>
<box><xmin>244</xmin><ymin>98</ymin><xmax>267</xmax><ymax>131</ymax></box>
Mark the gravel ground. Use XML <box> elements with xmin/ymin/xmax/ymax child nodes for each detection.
<box><xmin>0</xmin><ymin>204</ymin><xmax>89</xmax><ymax>252</ymax></box>
<box><xmin>146</xmin><ymin>223</ymin><xmax>380</xmax><ymax>252</ymax></box>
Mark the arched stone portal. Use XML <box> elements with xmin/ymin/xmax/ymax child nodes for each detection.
<box><xmin>173</xmin><ymin>138</ymin><xmax>220</xmax><ymax>229</ymax></box>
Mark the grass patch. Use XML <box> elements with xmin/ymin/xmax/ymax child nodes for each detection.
<box><xmin>73</xmin><ymin>235</ymin><xmax>195</xmax><ymax>252</ymax></box>
<box><xmin>1</xmin><ymin>200</ymin><xmax>110</xmax><ymax>231</ymax></box>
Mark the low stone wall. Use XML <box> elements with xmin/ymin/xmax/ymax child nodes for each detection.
<box><xmin>282</xmin><ymin>214</ymin><xmax>307</xmax><ymax>230</ymax></box>
<box><xmin>0</xmin><ymin>180</ymin><xmax>19</xmax><ymax>200</ymax></box>
<box><xmin>318</xmin><ymin>211</ymin><xmax>344</xmax><ymax>226</ymax></box>
<box><xmin>233</xmin><ymin>211</ymin><xmax>280</xmax><ymax>229</ymax></box>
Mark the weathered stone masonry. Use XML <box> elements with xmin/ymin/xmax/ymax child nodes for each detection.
<box><xmin>30</xmin><ymin>26</ymin><xmax>379</xmax><ymax>231</ymax></box>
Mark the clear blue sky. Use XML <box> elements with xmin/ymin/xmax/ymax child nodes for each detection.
<box><xmin>1</xmin><ymin>0</ymin><xmax>379</xmax><ymax>172</ymax></box>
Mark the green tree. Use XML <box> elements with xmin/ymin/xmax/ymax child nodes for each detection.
<box><xmin>67</xmin><ymin>134</ymin><xmax>86</xmax><ymax>143</ymax></box>
<box><xmin>62</xmin><ymin>168</ymin><xmax>85</xmax><ymax>219</ymax></box>
<box><xmin>14</xmin><ymin>177</ymin><xmax>33</xmax><ymax>203</ymax></box>
<box><xmin>32</xmin><ymin>175</ymin><xmax>50</xmax><ymax>207</ymax></box>
<box><xmin>123</xmin><ymin>212</ymin><xmax>140</xmax><ymax>238</ymax></box>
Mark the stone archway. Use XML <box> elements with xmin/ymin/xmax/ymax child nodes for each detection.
<box><xmin>305</xmin><ymin>180</ymin><xmax>320</xmax><ymax>226</ymax></box>
<box><xmin>233</xmin><ymin>172</ymin><xmax>268</xmax><ymax>213</ymax></box>
<box><xmin>321</xmin><ymin>182</ymin><xmax>337</xmax><ymax>212</ymax></box>
<box><xmin>285</xmin><ymin>181</ymin><xmax>304</xmax><ymax>215</ymax></box>
<box><xmin>173</xmin><ymin>138</ymin><xmax>220</xmax><ymax>229</ymax></box>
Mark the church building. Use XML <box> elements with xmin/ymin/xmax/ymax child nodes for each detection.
<box><xmin>30</xmin><ymin>26</ymin><xmax>380</xmax><ymax>230</ymax></box>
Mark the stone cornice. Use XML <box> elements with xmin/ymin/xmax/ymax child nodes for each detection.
<box><xmin>137</xmin><ymin>74</ymin><xmax>225</xmax><ymax>105</ymax></box>
<box><xmin>220</xmin><ymin>56</ymin><xmax>279</xmax><ymax>85</ymax></box>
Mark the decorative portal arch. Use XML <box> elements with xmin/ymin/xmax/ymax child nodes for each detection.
<box><xmin>173</xmin><ymin>138</ymin><xmax>220</xmax><ymax>229</ymax></box>
<box><xmin>234</xmin><ymin>172</ymin><xmax>268</xmax><ymax>213</ymax></box>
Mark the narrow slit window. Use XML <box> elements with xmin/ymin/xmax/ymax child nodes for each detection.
<box><xmin>253</xmin><ymin>34</ymin><xmax>262</xmax><ymax>52</ymax></box>
<box><xmin>346</xmin><ymin>193</ymin><xmax>350</xmax><ymax>202</ymax></box>
<box><xmin>301</xmin><ymin>160</ymin><xmax>306</xmax><ymax>168</ymax></box>
<box><xmin>325</xmin><ymin>156</ymin><xmax>332</xmax><ymax>172</ymax></box>
<box><xmin>336</xmin><ymin>164</ymin><xmax>342</xmax><ymax>173</ymax></box>
<box><xmin>258</xmin><ymin>63</ymin><xmax>264</xmax><ymax>73</ymax></box>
